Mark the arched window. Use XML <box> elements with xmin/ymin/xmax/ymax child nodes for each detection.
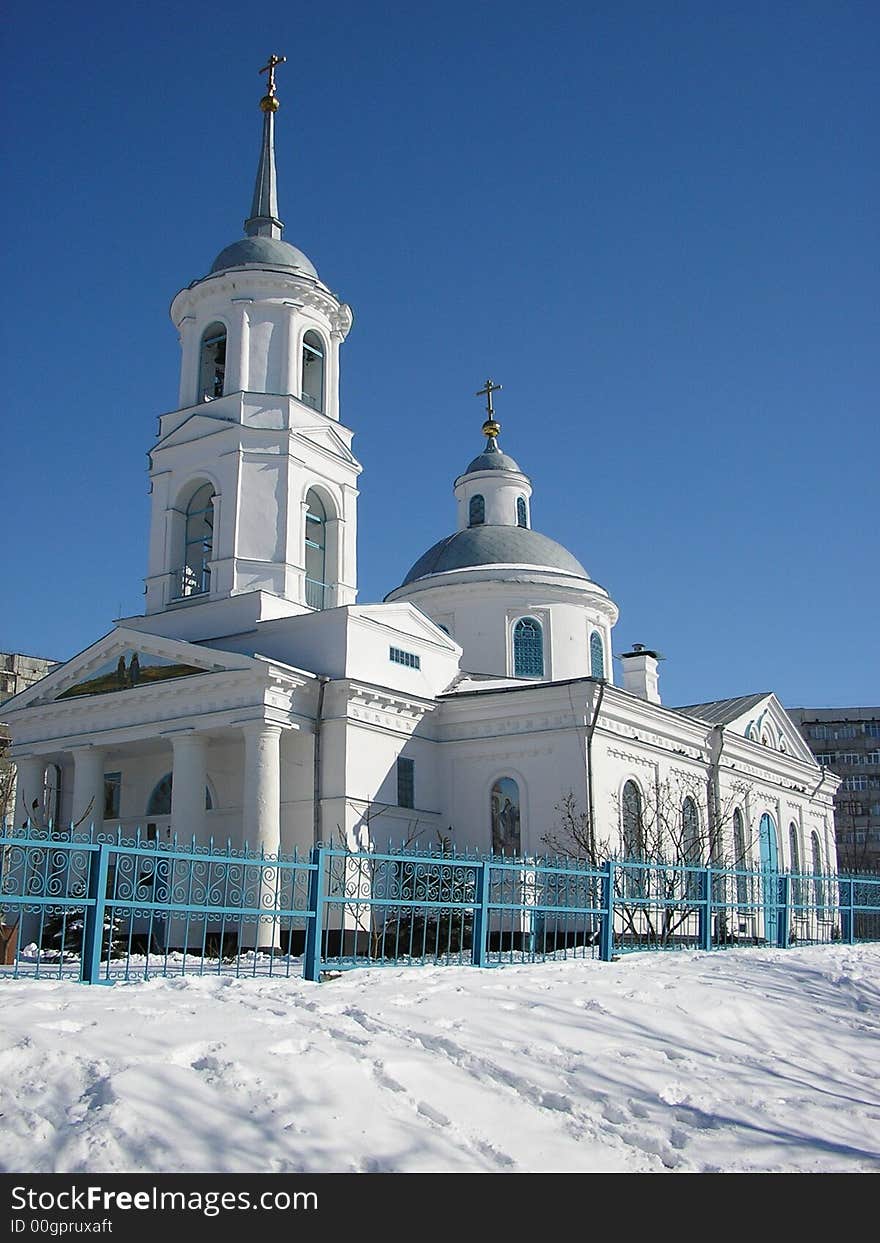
<box><xmin>146</xmin><ymin>773</ymin><xmax>212</xmax><ymax>817</ymax></box>
<box><xmin>811</xmin><ymin>831</ymin><xmax>825</xmax><ymax>913</ymax></box>
<box><xmin>180</xmin><ymin>484</ymin><xmax>214</xmax><ymax>597</ymax></box>
<box><xmin>305</xmin><ymin>488</ymin><xmax>328</xmax><ymax>609</ymax></box>
<box><xmin>469</xmin><ymin>494</ymin><xmax>485</xmax><ymax>526</ymax></box>
<box><xmin>513</xmin><ymin>617</ymin><xmax>544</xmax><ymax>679</ymax></box>
<box><xmin>516</xmin><ymin>496</ymin><xmax>528</xmax><ymax>528</ymax></box>
<box><xmin>199</xmin><ymin>323</ymin><xmax>226</xmax><ymax>401</ymax></box>
<box><xmin>622</xmin><ymin>780</ymin><xmax>645</xmax><ymax>896</ymax></box>
<box><xmin>682</xmin><ymin>796</ymin><xmax>701</xmax><ymax>898</ymax></box>
<box><xmin>733</xmin><ymin>808</ymin><xmax>748</xmax><ymax>906</ymax></box>
<box><xmin>491</xmin><ymin>777</ymin><xmax>521</xmax><ymax>856</ymax></box>
<box><xmin>789</xmin><ymin>823</ymin><xmax>801</xmax><ymax>908</ymax></box>
<box><xmin>590</xmin><ymin>631</ymin><xmax>605</xmax><ymax>679</ymax></box>
<box><xmin>301</xmin><ymin>330</ymin><xmax>325</xmax><ymax>411</ymax></box>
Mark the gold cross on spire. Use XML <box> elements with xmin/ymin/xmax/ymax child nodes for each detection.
<box><xmin>259</xmin><ymin>54</ymin><xmax>287</xmax><ymax>111</ymax></box>
<box><xmin>476</xmin><ymin>378</ymin><xmax>502</xmax><ymax>440</ymax></box>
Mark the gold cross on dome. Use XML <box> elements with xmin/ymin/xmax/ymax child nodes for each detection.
<box><xmin>259</xmin><ymin>53</ymin><xmax>287</xmax><ymax>97</ymax></box>
<box><xmin>476</xmin><ymin>378</ymin><xmax>502</xmax><ymax>421</ymax></box>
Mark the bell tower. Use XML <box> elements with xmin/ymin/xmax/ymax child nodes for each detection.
<box><xmin>142</xmin><ymin>57</ymin><xmax>360</xmax><ymax>630</ymax></box>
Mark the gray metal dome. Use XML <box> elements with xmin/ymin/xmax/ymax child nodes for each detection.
<box><xmin>462</xmin><ymin>446</ymin><xmax>522</xmax><ymax>475</ymax></box>
<box><xmin>399</xmin><ymin>525</ymin><xmax>589</xmax><ymax>586</ymax></box>
<box><xmin>210</xmin><ymin>236</ymin><xmax>318</xmax><ymax>278</ymax></box>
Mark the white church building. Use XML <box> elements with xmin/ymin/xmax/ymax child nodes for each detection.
<box><xmin>3</xmin><ymin>62</ymin><xmax>838</xmax><ymax>908</ymax></box>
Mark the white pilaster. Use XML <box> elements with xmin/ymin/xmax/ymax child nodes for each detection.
<box><xmin>242</xmin><ymin>721</ymin><xmax>283</xmax><ymax>949</ymax></box>
<box><xmin>71</xmin><ymin>747</ymin><xmax>105</xmax><ymax>834</ymax></box>
<box><xmin>170</xmin><ymin>733</ymin><xmax>208</xmax><ymax>842</ymax></box>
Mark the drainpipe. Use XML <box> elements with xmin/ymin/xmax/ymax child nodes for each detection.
<box><xmin>708</xmin><ymin>724</ymin><xmax>725</xmax><ymax>860</ymax></box>
<box><xmin>586</xmin><ymin>680</ymin><xmax>606</xmax><ymax>860</ymax></box>
<box><xmin>312</xmin><ymin>677</ymin><xmax>329</xmax><ymax>846</ymax></box>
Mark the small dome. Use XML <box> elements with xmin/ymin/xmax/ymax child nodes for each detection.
<box><xmin>210</xmin><ymin>236</ymin><xmax>318</xmax><ymax>278</ymax></box>
<box><xmin>399</xmin><ymin>525</ymin><xmax>589</xmax><ymax>587</ymax></box>
<box><xmin>462</xmin><ymin>445</ymin><xmax>522</xmax><ymax>475</ymax></box>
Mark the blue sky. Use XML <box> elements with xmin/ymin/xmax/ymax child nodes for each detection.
<box><xmin>2</xmin><ymin>1</ymin><xmax>877</xmax><ymax>708</ymax></box>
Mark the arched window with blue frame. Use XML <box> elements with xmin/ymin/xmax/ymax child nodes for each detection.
<box><xmin>681</xmin><ymin>796</ymin><xmax>701</xmax><ymax>898</ymax></box>
<box><xmin>733</xmin><ymin>808</ymin><xmax>748</xmax><ymax>906</ymax></box>
<box><xmin>789</xmin><ymin>823</ymin><xmax>801</xmax><ymax>908</ymax></box>
<box><xmin>811</xmin><ymin>831</ymin><xmax>825</xmax><ymax>914</ymax></box>
<box><xmin>301</xmin><ymin>330</ymin><xmax>325</xmax><ymax>411</ymax></box>
<box><xmin>469</xmin><ymin>494</ymin><xmax>485</xmax><ymax>526</ymax></box>
<box><xmin>590</xmin><ymin>631</ymin><xmax>605</xmax><ymax>679</ymax></box>
<box><xmin>513</xmin><ymin>617</ymin><xmax>544</xmax><ymax>678</ymax></box>
<box><xmin>622</xmin><ymin>780</ymin><xmax>645</xmax><ymax>896</ymax></box>
<box><xmin>181</xmin><ymin>483</ymin><xmax>214</xmax><ymax>597</ymax></box>
<box><xmin>516</xmin><ymin>496</ymin><xmax>528</xmax><ymax>528</ymax></box>
<box><xmin>305</xmin><ymin>488</ymin><xmax>328</xmax><ymax>609</ymax></box>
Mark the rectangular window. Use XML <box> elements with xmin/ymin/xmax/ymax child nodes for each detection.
<box><xmin>864</xmin><ymin>723</ymin><xmax>880</xmax><ymax>739</ymax></box>
<box><xmin>103</xmin><ymin>772</ymin><xmax>122</xmax><ymax>819</ymax></box>
<box><xmin>397</xmin><ymin>756</ymin><xmax>415</xmax><ymax>809</ymax></box>
<box><xmin>390</xmin><ymin>646</ymin><xmax>421</xmax><ymax>670</ymax></box>
<box><xmin>815</xmin><ymin>753</ymin><xmax>836</xmax><ymax>765</ymax></box>
<box><xmin>839</xmin><ymin>752</ymin><xmax>861</xmax><ymax>766</ymax></box>
<box><xmin>809</xmin><ymin>725</ymin><xmax>830</xmax><ymax>740</ymax></box>
<box><xmin>864</xmin><ymin>751</ymin><xmax>880</xmax><ymax>765</ymax></box>
<box><xmin>841</xmin><ymin>775</ymin><xmax>868</xmax><ymax>791</ymax></box>
<box><xmin>834</xmin><ymin>725</ymin><xmax>857</xmax><ymax>740</ymax></box>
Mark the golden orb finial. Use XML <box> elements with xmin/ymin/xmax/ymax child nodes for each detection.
<box><xmin>260</xmin><ymin>94</ymin><xmax>280</xmax><ymax>112</ymax></box>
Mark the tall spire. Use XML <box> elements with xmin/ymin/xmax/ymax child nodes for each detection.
<box><xmin>245</xmin><ymin>54</ymin><xmax>287</xmax><ymax>240</ymax></box>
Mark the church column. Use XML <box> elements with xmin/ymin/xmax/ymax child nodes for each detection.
<box><xmin>328</xmin><ymin>329</ymin><xmax>343</xmax><ymax>421</ymax></box>
<box><xmin>228</xmin><ymin>303</ymin><xmax>251</xmax><ymax>393</ymax></box>
<box><xmin>177</xmin><ymin>316</ymin><xmax>198</xmax><ymax>407</ymax></box>
<box><xmin>170</xmin><ymin>733</ymin><xmax>208</xmax><ymax>843</ymax></box>
<box><xmin>282</xmin><ymin>303</ymin><xmax>298</xmax><ymax>397</ymax></box>
<box><xmin>71</xmin><ymin>747</ymin><xmax>105</xmax><ymax>834</ymax></box>
<box><xmin>14</xmin><ymin>756</ymin><xmax>46</xmax><ymax>829</ymax></box>
<box><xmin>242</xmin><ymin>721</ymin><xmax>283</xmax><ymax>949</ymax></box>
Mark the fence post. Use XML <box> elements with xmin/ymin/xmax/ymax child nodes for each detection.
<box><xmin>599</xmin><ymin>861</ymin><xmax>615</xmax><ymax>962</ymax></box>
<box><xmin>303</xmin><ymin>845</ymin><xmax>326</xmax><ymax>982</ymax></box>
<box><xmin>471</xmin><ymin>861</ymin><xmax>490</xmax><ymax>968</ymax></box>
<box><xmin>699</xmin><ymin>867</ymin><xmax>713</xmax><ymax>952</ymax></box>
<box><xmin>80</xmin><ymin>843</ymin><xmax>110</xmax><ymax>985</ymax></box>
<box><xmin>777</xmin><ymin>874</ymin><xmax>791</xmax><ymax>949</ymax></box>
<box><xmin>840</xmin><ymin>879</ymin><xmax>854</xmax><ymax>945</ymax></box>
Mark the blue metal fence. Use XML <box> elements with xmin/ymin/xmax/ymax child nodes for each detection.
<box><xmin>1</xmin><ymin>827</ymin><xmax>878</xmax><ymax>983</ymax></box>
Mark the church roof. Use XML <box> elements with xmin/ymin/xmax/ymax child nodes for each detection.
<box><xmin>210</xmin><ymin>236</ymin><xmax>318</xmax><ymax>277</ymax></box>
<box><xmin>461</xmin><ymin>445</ymin><xmax>522</xmax><ymax>475</ymax></box>
<box><xmin>674</xmin><ymin>692</ymin><xmax>772</xmax><ymax>725</ymax></box>
<box><xmin>399</xmin><ymin>524</ymin><xmax>589</xmax><ymax>586</ymax></box>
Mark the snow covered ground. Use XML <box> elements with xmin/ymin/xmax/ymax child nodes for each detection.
<box><xmin>1</xmin><ymin>944</ymin><xmax>878</xmax><ymax>1174</ymax></box>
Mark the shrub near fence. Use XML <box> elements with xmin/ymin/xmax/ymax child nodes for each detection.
<box><xmin>1</xmin><ymin>828</ymin><xmax>878</xmax><ymax>983</ymax></box>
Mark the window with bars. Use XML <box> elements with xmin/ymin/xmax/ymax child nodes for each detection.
<box><xmin>390</xmin><ymin>647</ymin><xmax>420</xmax><ymax>669</ymax></box>
<box><xmin>513</xmin><ymin>617</ymin><xmax>544</xmax><ymax>679</ymax></box>
<box><xmin>590</xmin><ymin>631</ymin><xmax>605</xmax><ymax>679</ymax></box>
<box><xmin>397</xmin><ymin>757</ymin><xmax>415</xmax><ymax>809</ymax></box>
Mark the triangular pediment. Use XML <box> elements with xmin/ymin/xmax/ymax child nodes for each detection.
<box><xmin>349</xmin><ymin>603</ymin><xmax>461</xmax><ymax>651</ymax></box>
<box><xmin>3</xmin><ymin>627</ymin><xmax>257</xmax><ymax>712</ymax></box>
<box><xmin>680</xmin><ymin>692</ymin><xmax>817</xmax><ymax>764</ymax></box>
<box><xmin>152</xmin><ymin>409</ymin><xmax>237</xmax><ymax>452</ymax></box>
<box><xmin>293</xmin><ymin>422</ymin><xmax>360</xmax><ymax>467</ymax></box>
